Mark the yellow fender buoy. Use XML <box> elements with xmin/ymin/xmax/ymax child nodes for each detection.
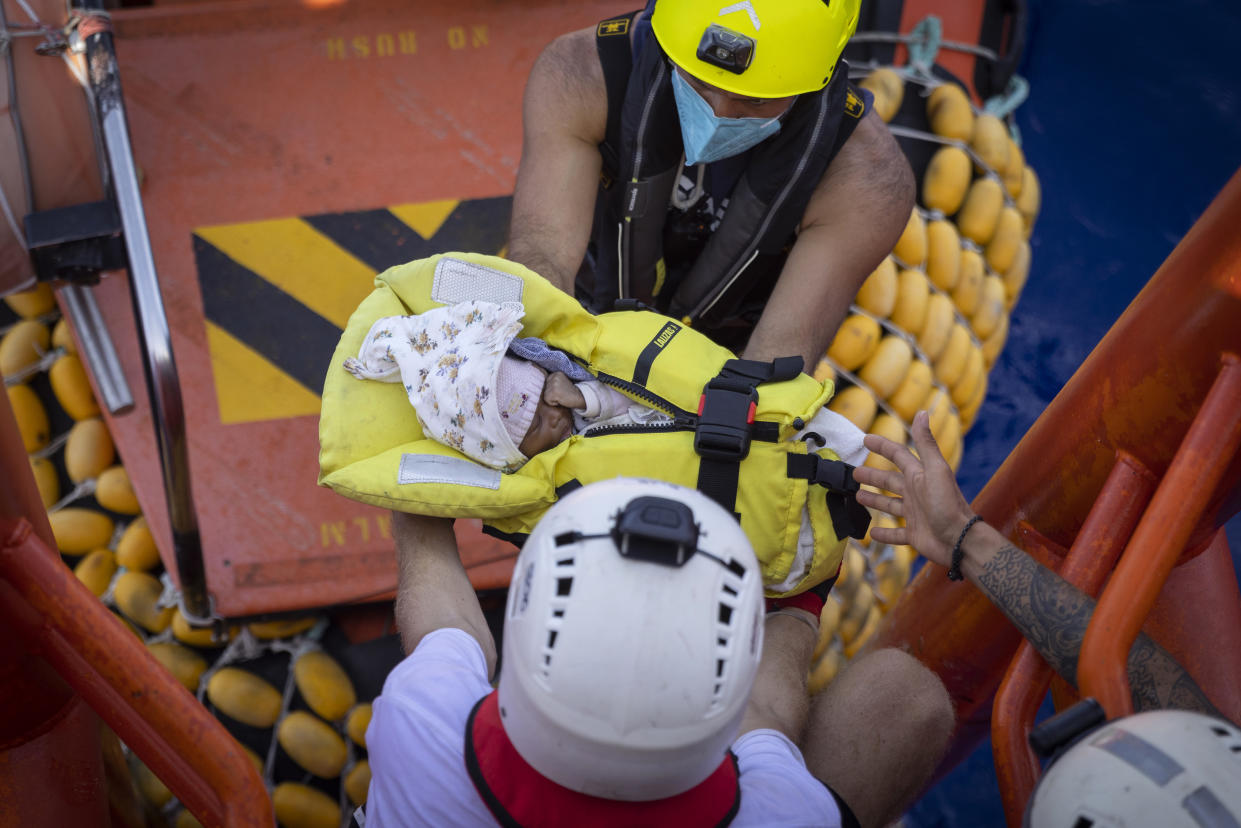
<box><xmin>969</xmin><ymin>113</ymin><xmax>1010</xmax><ymax>174</ymax></box>
<box><xmin>917</xmin><ymin>293</ymin><xmax>956</xmax><ymax>362</ymax></box>
<box><xmin>923</xmin><ymin>146</ymin><xmax>972</xmax><ymax>215</ymax></box>
<box><xmin>828</xmin><ymin>385</ymin><xmax>878</xmax><ymax>432</ymax></box>
<box><xmin>827</xmin><ymin>314</ymin><xmax>883</xmax><ymax>371</ymax></box>
<box><xmin>926</xmin><ymin>83</ymin><xmax>974</xmax><ymax>141</ymax></box>
<box><xmin>855</xmin><ymin>257</ymin><xmax>898</xmax><ymax>318</ymax></box>
<box><xmin>957</xmin><ymin>176</ymin><xmax>1006</xmax><ymax>246</ymax></box>
<box><xmin>925</xmin><ymin>219</ymin><xmax>962</xmax><ymax>291</ymax></box>
<box><xmin>890</xmin><ymin>268</ymin><xmax>931</xmax><ymax>335</ymax></box>
<box><xmin>859</xmin><ymin>336</ymin><xmax>914</xmax><ymax>399</ymax></box>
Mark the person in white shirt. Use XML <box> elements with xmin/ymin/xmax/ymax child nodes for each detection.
<box><xmin>362</xmin><ymin>478</ymin><xmax>954</xmax><ymax>828</ymax></box>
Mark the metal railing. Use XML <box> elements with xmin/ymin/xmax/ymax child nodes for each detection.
<box><xmin>77</xmin><ymin>2</ymin><xmax>211</xmax><ymax>621</ymax></box>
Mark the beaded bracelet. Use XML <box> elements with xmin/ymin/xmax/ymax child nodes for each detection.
<box><xmin>948</xmin><ymin>515</ymin><xmax>983</xmax><ymax>581</ymax></box>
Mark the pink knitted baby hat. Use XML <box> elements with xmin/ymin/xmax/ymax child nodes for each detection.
<box><xmin>495</xmin><ymin>356</ymin><xmax>546</xmax><ymax>453</ymax></box>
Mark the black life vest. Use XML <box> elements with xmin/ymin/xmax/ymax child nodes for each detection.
<box><xmin>464</xmin><ymin>691</ymin><xmax>741</xmax><ymax>828</ymax></box>
<box><xmin>582</xmin><ymin>10</ymin><xmax>871</xmax><ymax>351</ymax></box>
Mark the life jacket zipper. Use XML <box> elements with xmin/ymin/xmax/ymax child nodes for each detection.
<box><xmin>592</xmin><ymin>371</ymin><xmax>698</xmax><ymax>424</ymax></box>
<box><xmin>582</xmin><ymin>420</ymin><xmax>692</xmax><ymax>438</ymax></box>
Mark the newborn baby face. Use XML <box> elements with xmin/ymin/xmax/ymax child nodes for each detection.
<box><xmin>518</xmin><ymin>371</ymin><xmax>582</xmax><ymax>457</ymax></box>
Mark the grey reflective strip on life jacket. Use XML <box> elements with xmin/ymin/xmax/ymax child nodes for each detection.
<box><xmin>398</xmin><ymin>454</ymin><xmax>502</xmax><ymax>489</ymax></box>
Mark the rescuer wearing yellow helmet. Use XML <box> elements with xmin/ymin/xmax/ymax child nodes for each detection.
<box><xmin>506</xmin><ymin>0</ymin><xmax>915</xmax><ymax>368</ymax></box>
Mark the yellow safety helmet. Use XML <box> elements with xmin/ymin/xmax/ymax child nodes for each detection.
<box><xmin>651</xmin><ymin>0</ymin><xmax>861</xmax><ymax>98</ymax></box>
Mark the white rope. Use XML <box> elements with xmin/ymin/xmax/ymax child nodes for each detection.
<box><xmin>48</xmin><ymin>477</ymin><xmax>96</xmax><ymax>512</ymax></box>
<box><xmin>850</xmin><ymin>29</ymin><xmax>1001</xmax><ymax>62</ymax></box>
<box><xmin>1</xmin><ymin>343</ymin><xmax>67</xmax><ymax>386</ymax></box>
<box><xmin>669</xmin><ymin>155</ymin><xmax>705</xmax><ymax>210</ymax></box>
<box><xmin>12</xmin><ymin>0</ymin><xmax>42</xmax><ymax>25</ymax></box>
<box><xmin>0</xmin><ymin>173</ymin><xmax>26</xmax><ymax>250</ymax></box>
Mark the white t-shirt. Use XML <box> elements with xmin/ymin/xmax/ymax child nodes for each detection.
<box><xmin>365</xmin><ymin>628</ymin><xmax>843</xmax><ymax>828</ymax></box>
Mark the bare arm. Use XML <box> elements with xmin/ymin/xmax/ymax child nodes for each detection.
<box><xmin>391</xmin><ymin>512</ymin><xmax>498</xmax><ymax>677</ymax></box>
<box><xmin>853</xmin><ymin>412</ymin><xmax>1226</xmax><ymax>720</ymax></box>
<box><xmin>507</xmin><ymin>28</ymin><xmax>607</xmax><ymax>292</ymax></box>
<box><xmin>744</xmin><ymin>111</ymin><xmax>914</xmax><ymax>367</ymax></box>
<box><xmin>970</xmin><ymin>535</ymin><xmax>1224</xmax><ymax>717</ymax></box>
<box><xmin>739</xmin><ymin>612</ymin><xmax>817</xmax><ymax>739</ymax></box>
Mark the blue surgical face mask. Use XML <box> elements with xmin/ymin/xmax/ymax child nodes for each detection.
<box><xmin>670</xmin><ymin>69</ymin><xmax>784</xmax><ymax>166</ymax></box>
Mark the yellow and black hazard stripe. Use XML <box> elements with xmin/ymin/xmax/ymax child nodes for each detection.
<box><xmin>193</xmin><ymin>196</ymin><xmax>511</xmax><ymax>425</ymax></box>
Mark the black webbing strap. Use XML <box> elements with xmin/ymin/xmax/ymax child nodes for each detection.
<box><xmin>481</xmin><ymin>524</ymin><xmax>530</xmax><ymax>550</ymax></box>
<box><xmin>694</xmin><ymin>357</ymin><xmax>804</xmax><ymax>515</ymax></box>
<box><xmin>786</xmin><ymin>454</ymin><xmax>872</xmax><ymax>541</ymax></box>
<box><xmin>594</xmin><ymin>11</ymin><xmax>639</xmax><ymax>186</ymax></box>
<box><xmin>632</xmin><ymin>320</ymin><xmax>681</xmax><ymax>386</ymax></box>
<box><xmin>555</xmin><ymin>479</ymin><xmax>583</xmax><ymax>499</ymax></box>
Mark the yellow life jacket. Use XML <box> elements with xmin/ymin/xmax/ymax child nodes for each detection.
<box><xmin>318</xmin><ymin>253</ymin><xmax>867</xmax><ymax>596</ymax></box>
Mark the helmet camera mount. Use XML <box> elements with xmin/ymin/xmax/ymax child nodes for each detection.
<box><xmin>696</xmin><ymin>24</ymin><xmax>754</xmax><ymax>75</ymax></box>
<box><xmin>1028</xmin><ymin>698</ymin><xmax>1108</xmax><ymax>762</ymax></box>
<box><xmin>553</xmin><ymin>496</ymin><xmax>743</xmax><ymax>574</ymax></box>
<box><xmin>612</xmin><ymin>496</ymin><xmax>700</xmax><ymax>567</ymax></box>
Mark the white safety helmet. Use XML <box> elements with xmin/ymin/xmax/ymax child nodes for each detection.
<box><xmin>497</xmin><ymin>478</ymin><xmax>765</xmax><ymax>801</ymax></box>
<box><xmin>1026</xmin><ymin>709</ymin><xmax>1241</xmax><ymax>827</ymax></box>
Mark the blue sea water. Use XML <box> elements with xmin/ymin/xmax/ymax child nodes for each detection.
<box><xmin>905</xmin><ymin>0</ymin><xmax>1241</xmax><ymax>824</ymax></box>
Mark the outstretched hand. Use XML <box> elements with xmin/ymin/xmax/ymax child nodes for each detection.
<box><xmin>852</xmin><ymin>411</ymin><xmax>975</xmax><ymax>568</ymax></box>
<box><xmin>542</xmin><ymin>371</ymin><xmax>586</xmax><ymax>409</ymax></box>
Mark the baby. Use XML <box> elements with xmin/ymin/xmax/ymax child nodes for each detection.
<box><xmin>343</xmin><ymin>300</ymin><xmax>666</xmax><ymax>471</ymax></box>
<box><xmin>496</xmin><ymin>356</ymin><xmax>669</xmax><ymax>459</ymax></box>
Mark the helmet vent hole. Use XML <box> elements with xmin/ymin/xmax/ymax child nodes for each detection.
<box><xmin>723</xmin><ymin>584</ymin><xmax>737</xmax><ymax>597</ymax></box>
<box><xmin>548</xmin><ymin>630</ymin><xmax>558</xmax><ymax>649</ymax></box>
<box><xmin>726</xmin><ymin>559</ymin><xmax>745</xmax><ymax>577</ymax></box>
<box><xmin>716</xmin><ymin>658</ymin><xmax>725</xmax><ymax>678</ymax></box>
<box><xmin>1212</xmin><ymin>726</ymin><xmax>1230</xmax><ymax>737</ymax></box>
<box><xmin>717</xmin><ymin>637</ymin><xmax>727</xmax><ymax>646</ymax></box>
<box><xmin>718</xmin><ymin>603</ymin><xmax>733</xmax><ymax>625</ymax></box>
<box><xmin>1072</xmin><ymin>818</ymin><xmax>1094</xmax><ymax>828</ymax></box>
<box><xmin>556</xmin><ymin>577</ymin><xmax>573</xmax><ymax>597</ymax></box>
<box><xmin>553</xmin><ymin>608</ymin><xmax>565</xmax><ymax>618</ymax></box>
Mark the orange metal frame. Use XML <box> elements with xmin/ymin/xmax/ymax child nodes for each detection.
<box><xmin>1077</xmin><ymin>355</ymin><xmax>1241</xmax><ymax>716</ymax></box>
<box><xmin>990</xmin><ymin>452</ymin><xmax>1156</xmax><ymax>826</ymax></box>
<box><xmin>0</xmin><ymin>391</ymin><xmax>271</xmax><ymax>827</ymax></box>
<box><xmin>991</xmin><ymin>358</ymin><xmax>1241</xmax><ymax>824</ymax></box>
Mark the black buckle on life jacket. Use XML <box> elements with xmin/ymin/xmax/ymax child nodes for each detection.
<box><xmin>612</xmin><ymin>297</ymin><xmax>652</xmax><ymax>312</ymax></box>
<box><xmin>695</xmin><ymin>377</ymin><xmax>757</xmax><ymax>462</ymax></box>
<box><xmin>693</xmin><ymin>357</ymin><xmax>804</xmax><ymax>517</ymax></box>
<box><xmin>693</xmin><ymin>357</ymin><xmax>803</xmax><ymax>463</ymax></box>
<box><xmin>786</xmin><ymin>454</ymin><xmax>872</xmax><ymax>541</ymax></box>
<box><xmin>791</xmin><ymin>454</ymin><xmax>859</xmax><ymax>492</ymax></box>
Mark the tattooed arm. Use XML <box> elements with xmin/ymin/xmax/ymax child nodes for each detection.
<box><xmin>853</xmin><ymin>411</ymin><xmax>1227</xmax><ymax>720</ymax></box>
<box><xmin>963</xmin><ymin>527</ymin><xmax>1224</xmax><ymax>717</ymax></box>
